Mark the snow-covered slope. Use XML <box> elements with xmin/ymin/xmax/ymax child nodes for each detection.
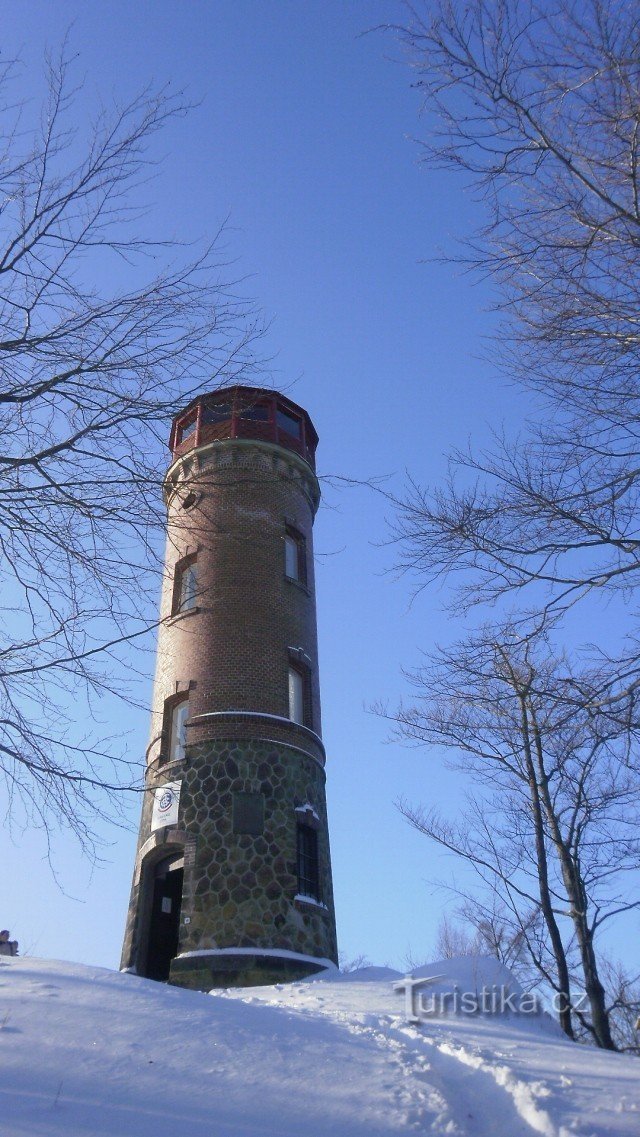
<box><xmin>0</xmin><ymin>955</ymin><xmax>638</xmax><ymax>1136</ymax></box>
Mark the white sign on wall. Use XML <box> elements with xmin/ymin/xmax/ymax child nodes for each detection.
<box><xmin>151</xmin><ymin>781</ymin><xmax>181</xmax><ymax>831</ymax></box>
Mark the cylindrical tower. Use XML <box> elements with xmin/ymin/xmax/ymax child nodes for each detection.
<box><xmin>120</xmin><ymin>386</ymin><xmax>338</xmax><ymax>989</ymax></box>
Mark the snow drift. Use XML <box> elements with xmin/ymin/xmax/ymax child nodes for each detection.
<box><xmin>0</xmin><ymin>955</ymin><xmax>637</xmax><ymax>1136</ymax></box>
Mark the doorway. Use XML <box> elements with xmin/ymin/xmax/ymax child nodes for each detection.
<box><xmin>144</xmin><ymin>853</ymin><xmax>184</xmax><ymax>981</ymax></box>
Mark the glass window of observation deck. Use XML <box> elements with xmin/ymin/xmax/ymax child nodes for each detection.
<box><xmin>239</xmin><ymin>402</ymin><xmax>270</xmax><ymax>422</ymax></box>
<box><xmin>201</xmin><ymin>403</ymin><xmax>232</xmax><ymax>425</ymax></box>
<box><xmin>177</xmin><ymin>414</ymin><xmax>197</xmax><ymax>444</ymax></box>
<box><xmin>276</xmin><ymin>406</ymin><xmax>301</xmax><ymax>438</ymax></box>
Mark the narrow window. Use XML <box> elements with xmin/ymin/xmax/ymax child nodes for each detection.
<box><xmin>173</xmin><ymin>556</ymin><xmax>197</xmax><ymax>614</ymax></box>
<box><xmin>284</xmin><ymin>526</ymin><xmax>306</xmax><ymax>584</ymax></box>
<box><xmin>166</xmin><ymin>697</ymin><xmax>189</xmax><ymax>764</ymax></box>
<box><xmin>288</xmin><ymin>660</ymin><xmax>311</xmax><ymax>727</ymax></box>
<box><xmin>288</xmin><ymin>665</ymin><xmax>304</xmax><ymax>725</ymax></box>
<box><xmin>297</xmin><ymin>824</ymin><xmax>320</xmax><ymax>900</ymax></box>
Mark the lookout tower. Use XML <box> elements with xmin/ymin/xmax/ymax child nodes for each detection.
<box><xmin>120</xmin><ymin>386</ymin><xmax>338</xmax><ymax>989</ymax></box>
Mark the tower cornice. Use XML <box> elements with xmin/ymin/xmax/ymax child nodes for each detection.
<box><xmin>164</xmin><ymin>437</ymin><xmax>321</xmax><ymax>516</ymax></box>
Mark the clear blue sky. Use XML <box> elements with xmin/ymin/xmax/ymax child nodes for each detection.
<box><xmin>3</xmin><ymin>1</ymin><xmax>632</xmax><ymax>976</ymax></box>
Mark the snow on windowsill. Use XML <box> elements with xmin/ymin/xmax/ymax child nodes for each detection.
<box><xmin>294</xmin><ymin>893</ymin><xmax>328</xmax><ymax>911</ymax></box>
<box><xmin>295</xmin><ymin>803</ymin><xmax>320</xmax><ymax>821</ymax></box>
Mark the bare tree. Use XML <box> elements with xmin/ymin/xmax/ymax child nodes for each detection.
<box><xmin>0</xmin><ymin>46</ymin><xmax>261</xmax><ymax>852</ymax></box>
<box><xmin>433</xmin><ymin>904</ymin><xmax>544</xmax><ymax>1003</ymax></box>
<box><xmin>387</xmin><ymin>0</ymin><xmax>640</xmax><ymax>631</ymax></box>
<box><xmin>388</xmin><ymin>622</ymin><xmax>640</xmax><ymax>1048</ymax></box>
<box><xmin>456</xmin><ymin>899</ymin><xmax>537</xmax><ymax>977</ymax></box>
<box><xmin>434</xmin><ymin>912</ymin><xmax>481</xmax><ymax>959</ymax></box>
<box><xmin>600</xmin><ymin>958</ymin><xmax>640</xmax><ymax>1055</ymax></box>
<box><xmin>376</xmin><ymin>1</ymin><xmax>640</xmax><ymax>1049</ymax></box>
<box><xmin>338</xmin><ymin>952</ymin><xmax>373</xmax><ymax>973</ymax></box>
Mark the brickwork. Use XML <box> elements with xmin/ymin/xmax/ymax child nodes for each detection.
<box><xmin>147</xmin><ymin>440</ymin><xmax>322</xmax><ymax>767</ymax></box>
<box><xmin>120</xmin><ymin>391</ymin><xmax>338</xmax><ymax>987</ymax></box>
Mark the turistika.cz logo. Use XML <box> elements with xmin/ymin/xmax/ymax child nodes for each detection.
<box><xmin>392</xmin><ymin>974</ymin><xmax>544</xmax><ymax>1022</ymax></box>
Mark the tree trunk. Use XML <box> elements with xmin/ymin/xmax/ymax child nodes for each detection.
<box><xmin>520</xmin><ymin>696</ymin><xmax>574</xmax><ymax>1039</ymax></box>
<box><xmin>529</xmin><ymin>712</ymin><xmax>616</xmax><ymax>1049</ymax></box>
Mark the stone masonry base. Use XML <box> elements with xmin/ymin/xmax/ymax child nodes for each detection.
<box><xmin>169</xmin><ymin>950</ymin><xmax>332</xmax><ymax>989</ymax></box>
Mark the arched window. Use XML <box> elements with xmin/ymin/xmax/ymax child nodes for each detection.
<box><xmin>172</xmin><ymin>555</ymin><xmax>197</xmax><ymax>614</ymax></box>
<box><xmin>162</xmin><ymin>696</ymin><xmax>189</xmax><ymax>765</ymax></box>
<box><xmin>288</xmin><ymin>659</ymin><xmax>312</xmax><ymax>728</ymax></box>
<box><xmin>284</xmin><ymin>525</ymin><xmax>306</xmax><ymax>584</ymax></box>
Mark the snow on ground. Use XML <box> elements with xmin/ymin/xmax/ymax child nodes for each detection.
<box><xmin>0</xmin><ymin>955</ymin><xmax>638</xmax><ymax>1136</ymax></box>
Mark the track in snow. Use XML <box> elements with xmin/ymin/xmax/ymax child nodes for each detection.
<box><xmin>252</xmin><ymin>985</ymin><xmax>572</xmax><ymax>1137</ymax></box>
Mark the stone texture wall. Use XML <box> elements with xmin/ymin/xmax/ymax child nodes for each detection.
<box><xmin>175</xmin><ymin>738</ymin><xmax>336</xmax><ymax>957</ymax></box>
<box><xmin>121</xmin><ymin>736</ymin><xmax>337</xmax><ymax>984</ymax></box>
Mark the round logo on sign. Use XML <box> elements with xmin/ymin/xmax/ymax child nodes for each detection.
<box><xmin>158</xmin><ymin>790</ymin><xmax>174</xmax><ymax>813</ymax></box>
